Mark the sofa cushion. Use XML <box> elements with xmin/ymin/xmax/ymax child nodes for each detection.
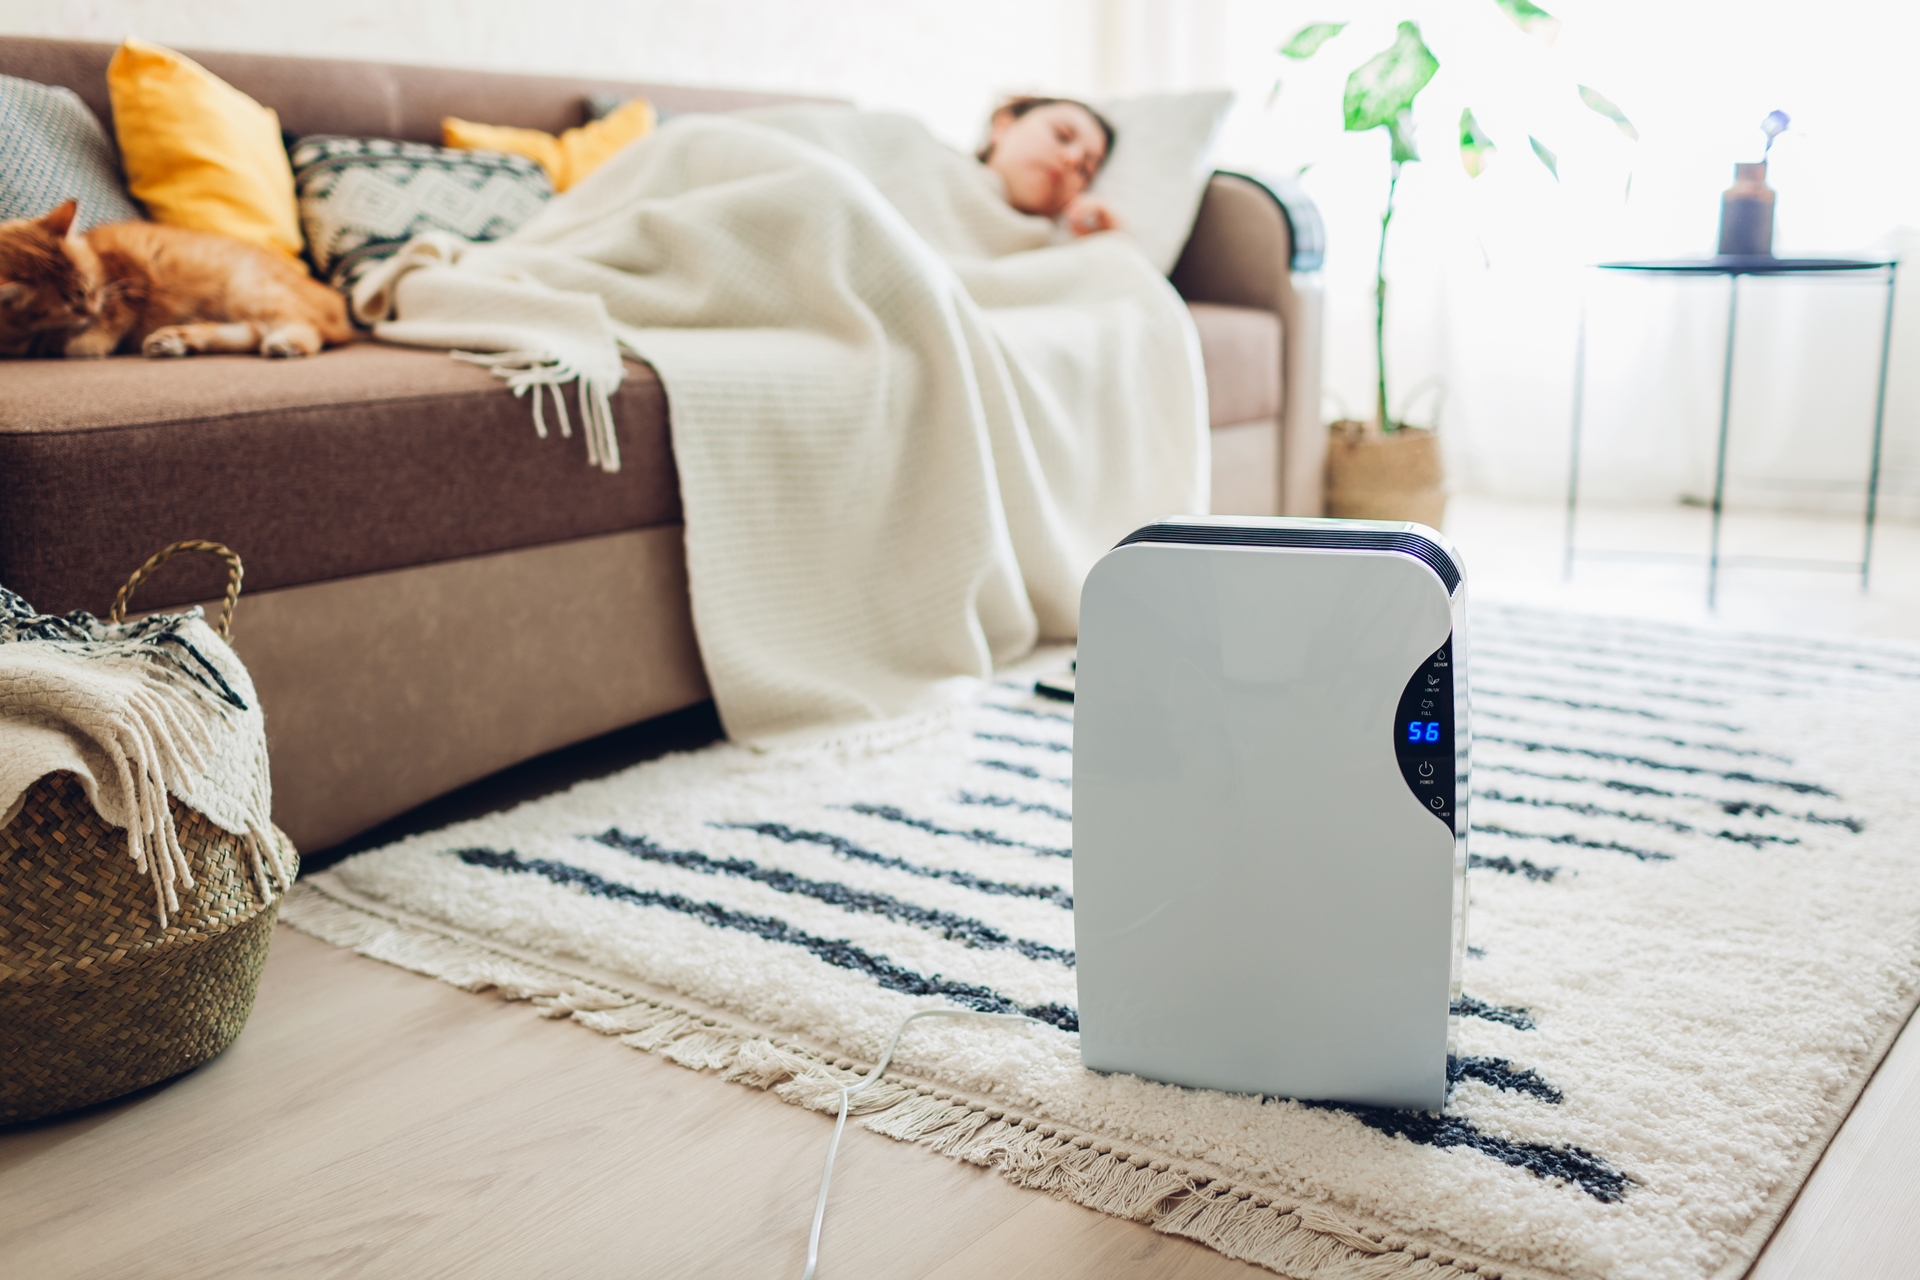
<box><xmin>1087</xmin><ymin>91</ymin><xmax>1234</xmax><ymax>275</ymax></box>
<box><xmin>105</xmin><ymin>38</ymin><xmax>303</xmax><ymax>258</ymax></box>
<box><xmin>1189</xmin><ymin>301</ymin><xmax>1281</xmax><ymax>428</ymax></box>
<box><xmin>442</xmin><ymin>95</ymin><xmax>657</xmax><ymax>192</ymax></box>
<box><xmin>0</xmin><ymin>73</ymin><xmax>142</xmax><ymax>230</ymax></box>
<box><xmin>291</xmin><ymin>135</ymin><xmax>553</xmax><ymax>289</ymax></box>
<box><xmin>0</xmin><ymin>343</ymin><xmax>678</xmax><ymax>615</ymax></box>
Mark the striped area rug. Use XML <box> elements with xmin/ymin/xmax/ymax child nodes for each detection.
<box><xmin>284</xmin><ymin>604</ymin><xmax>1920</xmax><ymax>1280</ymax></box>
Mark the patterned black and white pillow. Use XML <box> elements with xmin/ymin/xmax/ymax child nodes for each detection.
<box><xmin>0</xmin><ymin>74</ymin><xmax>144</xmax><ymax>231</ymax></box>
<box><xmin>289</xmin><ymin>135</ymin><xmax>554</xmax><ymax>291</ymax></box>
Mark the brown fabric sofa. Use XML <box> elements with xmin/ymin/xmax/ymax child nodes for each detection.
<box><xmin>0</xmin><ymin>37</ymin><xmax>1326</xmax><ymax>852</ymax></box>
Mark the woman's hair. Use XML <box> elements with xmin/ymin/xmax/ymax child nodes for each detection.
<box><xmin>977</xmin><ymin>96</ymin><xmax>1118</xmax><ymax>167</ymax></box>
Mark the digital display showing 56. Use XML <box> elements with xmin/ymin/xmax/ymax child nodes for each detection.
<box><xmin>1393</xmin><ymin>636</ymin><xmax>1456</xmax><ymax>831</ymax></box>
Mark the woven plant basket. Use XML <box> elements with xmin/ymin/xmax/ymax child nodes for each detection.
<box><xmin>1325</xmin><ymin>418</ymin><xmax>1448</xmax><ymax>529</ymax></box>
<box><xmin>0</xmin><ymin>542</ymin><xmax>295</xmax><ymax>1125</ymax></box>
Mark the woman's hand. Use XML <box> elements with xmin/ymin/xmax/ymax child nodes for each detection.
<box><xmin>1062</xmin><ymin>195</ymin><xmax>1122</xmax><ymax>237</ymax></box>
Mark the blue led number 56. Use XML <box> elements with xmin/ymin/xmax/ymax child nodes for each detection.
<box><xmin>1406</xmin><ymin>721</ymin><xmax>1441</xmax><ymax>743</ymax></box>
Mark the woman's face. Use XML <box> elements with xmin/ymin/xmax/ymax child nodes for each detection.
<box><xmin>986</xmin><ymin>102</ymin><xmax>1108</xmax><ymax>218</ymax></box>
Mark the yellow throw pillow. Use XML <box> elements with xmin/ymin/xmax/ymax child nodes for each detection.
<box><xmin>106</xmin><ymin>38</ymin><xmax>302</xmax><ymax>258</ymax></box>
<box><xmin>443</xmin><ymin>96</ymin><xmax>657</xmax><ymax>193</ymax></box>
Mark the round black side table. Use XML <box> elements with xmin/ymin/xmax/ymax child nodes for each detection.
<box><xmin>1563</xmin><ymin>256</ymin><xmax>1899</xmax><ymax>607</ymax></box>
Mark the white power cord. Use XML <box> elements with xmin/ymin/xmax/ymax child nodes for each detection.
<box><xmin>798</xmin><ymin>1009</ymin><xmax>1044</xmax><ymax>1280</ymax></box>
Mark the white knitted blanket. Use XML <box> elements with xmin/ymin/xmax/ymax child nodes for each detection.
<box><xmin>0</xmin><ymin>590</ymin><xmax>287</xmax><ymax>925</ymax></box>
<box><xmin>352</xmin><ymin>108</ymin><xmax>1209</xmax><ymax>742</ymax></box>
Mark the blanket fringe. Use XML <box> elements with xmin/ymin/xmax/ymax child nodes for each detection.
<box><xmin>452</xmin><ymin>350</ymin><xmax>622</xmax><ymax>474</ymax></box>
<box><xmin>15</xmin><ymin>639</ymin><xmax>282</xmax><ymax>929</ymax></box>
<box><xmin>280</xmin><ymin>882</ymin><xmax>1507</xmax><ymax>1280</ymax></box>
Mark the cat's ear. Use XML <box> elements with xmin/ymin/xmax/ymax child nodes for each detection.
<box><xmin>38</xmin><ymin>200</ymin><xmax>78</xmax><ymax>238</ymax></box>
<box><xmin>0</xmin><ymin>282</ymin><xmax>30</xmax><ymax>310</ymax></box>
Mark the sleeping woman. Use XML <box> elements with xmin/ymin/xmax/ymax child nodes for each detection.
<box><xmin>977</xmin><ymin>97</ymin><xmax>1121</xmax><ymax>237</ymax></box>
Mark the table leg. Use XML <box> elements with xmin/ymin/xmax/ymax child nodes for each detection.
<box><xmin>1709</xmin><ymin>274</ymin><xmax>1741</xmax><ymax>609</ymax></box>
<box><xmin>1862</xmin><ymin>264</ymin><xmax>1898</xmax><ymax>589</ymax></box>
<box><xmin>1564</xmin><ymin>299</ymin><xmax>1588</xmax><ymax>581</ymax></box>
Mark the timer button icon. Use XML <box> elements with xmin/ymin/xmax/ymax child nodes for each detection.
<box><xmin>1430</xmin><ymin>797</ymin><xmax>1445</xmax><ymax>809</ymax></box>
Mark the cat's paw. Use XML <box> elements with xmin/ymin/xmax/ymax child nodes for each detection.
<box><xmin>63</xmin><ymin>328</ymin><xmax>117</xmax><ymax>358</ymax></box>
<box><xmin>260</xmin><ymin>331</ymin><xmax>315</xmax><ymax>358</ymax></box>
<box><xmin>143</xmin><ymin>330</ymin><xmax>190</xmax><ymax>358</ymax></box>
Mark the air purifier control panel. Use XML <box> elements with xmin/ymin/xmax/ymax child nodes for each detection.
<box><xmin>1394</xmin><ymin>634</ymin><xmax>1456</xmax><ymax>831</ymax></box>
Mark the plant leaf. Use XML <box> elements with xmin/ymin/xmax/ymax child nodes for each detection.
<box><xmin>1388</xmin><ymin>109</ymin><xmax>1420</xmax><ymax>163</ymax></box>
<box><xmin>1578</xmin><ymin>85</ymin><xmax>1638</xmax><ymax>141</ymax></box>
<box><xmin>1529</xmin><ymin>135</ymin><xmax>1560</xmax><ymax>180</ymax></box>
<box><xmin>1492</xmin><ymin>0</ymin><xmax>1562</xmax><ymax>44</ymax></box>
<box><xmin>1280</xmin><ymin>22</ymin><xmax>1347</xmax><ymax>59</ymax></box>
<box><xmin>1459</xmin><ymin>107</ymin><xmax>1495</xmax><ymax>176</ymax></box>
<box><xmin>1343</xmin><ymin>22</ymin><xmax>1440</xmax><ymax>135</ymax></box>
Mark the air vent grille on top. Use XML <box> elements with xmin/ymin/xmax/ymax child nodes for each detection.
<box><xmin>1116</xmin><ymin>522</ymin><xmax>1461</xmax><ymax>594</ymax></box>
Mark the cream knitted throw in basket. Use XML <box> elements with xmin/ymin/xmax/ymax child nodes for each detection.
<box><xmin>0</xmin><ymin>566</ymin><xmax>286</xmax><ymax>922</ymax></box>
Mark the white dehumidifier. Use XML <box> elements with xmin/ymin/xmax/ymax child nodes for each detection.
<box><xmin>1073</xmin><ymin>516</ymin><xmax>1468</xmax><ymax>1110</ymax></box>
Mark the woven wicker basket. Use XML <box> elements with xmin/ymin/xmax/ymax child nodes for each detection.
<box><xmin>1325</xmin><ymin>419</ymin><xmax>1448</xmax><ymax>529</ymax></box>
<box><xmin>0</xmin><ymin>542</ymin><xmax>295</xmax><ymax>1125</ymax></box>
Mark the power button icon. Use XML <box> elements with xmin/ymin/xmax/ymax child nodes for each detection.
<box><xmin>1418</xmin><ymin>762</ymin><xmax>1434</xmax><ymax>778</ymax></box>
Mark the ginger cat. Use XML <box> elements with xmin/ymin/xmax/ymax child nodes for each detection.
<box><xmin>0</xmin><ymin>199</ymin><xmax>354</xmax><ymax>359</ymax></box>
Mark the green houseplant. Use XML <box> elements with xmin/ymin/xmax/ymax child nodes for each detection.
<box><xmin>1280</xmin><ymin>2</ymin><xmax>1634</xmax><ymax>524</ymax></box>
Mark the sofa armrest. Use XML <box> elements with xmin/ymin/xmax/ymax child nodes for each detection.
<box><xmin>1170</xmin><ymin>171</ymin><xmax>1327</xmax><ymax>516</ymax></box>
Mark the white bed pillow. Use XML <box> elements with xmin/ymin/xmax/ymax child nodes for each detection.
<box><xmin>1088</xmin><ymin>90</ymin><xmax>1233</xmax><ymax>274</ymax></box>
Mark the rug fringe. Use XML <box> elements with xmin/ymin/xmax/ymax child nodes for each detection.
<box><xmin>279</xmin><ymin>882</ymin><xmax>1508</xmax><ymax>1279</ymax></box>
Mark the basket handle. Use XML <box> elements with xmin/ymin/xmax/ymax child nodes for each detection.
<box><xmin>109</xmin><ymin>540</ymin><xmax>244</xmax><ymax>642</ymax></box>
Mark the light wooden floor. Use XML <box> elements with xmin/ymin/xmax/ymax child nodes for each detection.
<box><xmin>0</xmin><ymin>928</ymin><xmax>1266</xmax><ymax>1279</ymax></box>
<box><xmin>6</xmin><ymin>497</ymin><xmax>1920</xmax><ymax>1279</ymax></box>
